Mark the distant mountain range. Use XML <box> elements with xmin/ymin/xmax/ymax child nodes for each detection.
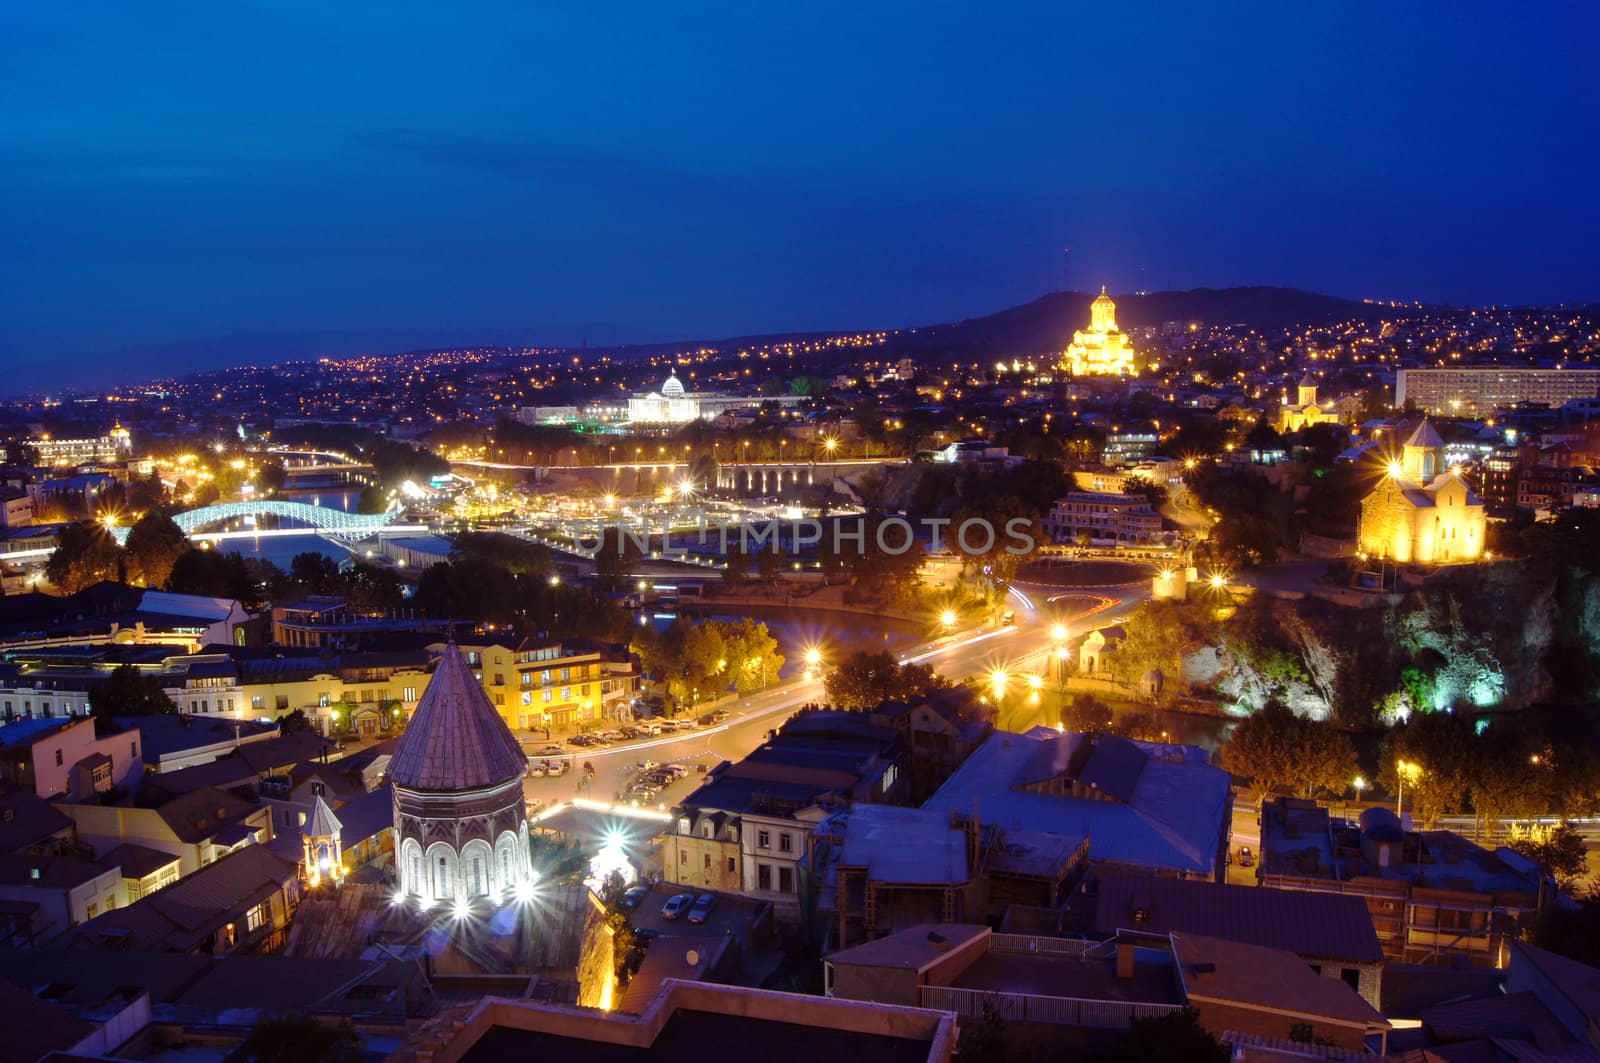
<box><xmin>70</xmin><ymin>286</ymin><xmax>1416</xmax><ymax>395</ymax></box>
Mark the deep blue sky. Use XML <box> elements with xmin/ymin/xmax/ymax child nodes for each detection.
<box><xmin>2</xmin><ymin>2</ymin><xmax>1597</xmax><ymax>389</ymax></box>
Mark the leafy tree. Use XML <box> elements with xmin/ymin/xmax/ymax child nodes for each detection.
<box><xmin>1509</xmin><ymin>821</ymin><xmax>1588</xmax><ymax>891</ymax></box>
<box><xmin>89</xmin><ymin>664</ymin><xmax>177</xmax><ymax>728</ymax></box>
<box><xmin>236</xmin><ymin>1014</ymin><xmax>364</xmax><ymax>1063</ymax></box>
<box><xmin>1380</xmin><ymin>711</ymin><xmax>1476</xmax><ymax>828</ymax></box>
<box><xmin>343</xmin><ymin>562</ymin><xmax>404</xmax><ymax>612</ymax></box>
<box><xmin>1091</xmin><ymin>1007</ymin><xmax>1228</xmax><ymax>1063</ymax></box>
<box><xmin>958</xmin><ymin>999</ymin><xmax>1007</xmax><ymax>1063</ymax></box>
<box><xmin>452</xmin><ymin>531</ymin><xmax>552</xmax><ymax>577</ymax></box>
<box><xmin>1221</xmin><ymin>702</ymin><xmax>1357</xmax><ymax>803</ymax></box>
<box><xmin>356</xmin><ymin>484</ymin><xmax>389</xmax><ymax>514</ymax></box>
<box><xmin>1060</xmin><ymin>693</ymin><xmax>1114</xmax><ymax>732</ymax></box>
<box><xmin>123</xmin><ymin>511</ymin><xmax>189</xmax><ymax>588</ymax></box>
<box><xmin>845</xmin><ymin>517</ymin><xmax>924</xmax><ymax>604</ymax></box>
<box><xmin>1111</xmin><ymin>710</ymin><xmax>1164</xmax><ymax>742</ymax></box>
<box><xmin>290</xmin><ymin>552</ymin><xmax>343</xmax><ymax>595</ymax></box>
<box><xmin>594</xmin><ymin>528</ymin><xmax>644</xmax><ymax>594</ymax></box>
<box><xmin>723</xmin><ymin>617</ymin><xmax>785</xmax><ymax>693</ymax></box>
<box><xmin>165</xmin><ymin>546</ymin><xmax>250</xmax><ymax>600</ymax></box>
<box><xmin>279</xmin><ymin>709</ymin><xmax>314</xmax><ymax>734</ymax></box>
<box><xmin>45</xmin><ymin>521</ymin><xmax>124</xmax><ymax>592</ymax></box>
<box><xmin>824</xmin><ymin>650</ymin><xmax>949</xmax><ymax>710</ymax></box>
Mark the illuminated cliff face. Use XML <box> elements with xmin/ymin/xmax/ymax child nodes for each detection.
<box><xmin>1357</xmin><ymin>425</ymin><xmax>1486</xmax><ymax>564</ymax></box>
<box><xmin>1062</xmin><ymin>286</ymin><xmax>1138</xmax><ymax>377</ymax></box>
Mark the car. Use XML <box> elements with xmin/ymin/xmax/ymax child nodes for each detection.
<box><xmin>526</xmin><ymin>762</ymin><xmax>547</xmax><ymax>777</ymax></box>
<box><xmin>543</xmin><ymin>759</ymin><xmax>569</xmax><ymax>776</ymax></box>
<box><xmin>567</xmin><ymin>735</ymin><xmax>590</xmax><ymax>746</ymax></box>
<box><xmin>531</xmin><ymin>744</ymin><xmax>565</xmax><ymax>757</ymax></box>
<box><xmin>687</xmin><ymin>893</ymin><xmax>717</xmax><ymax>924</ymax></box>
<box><xmin>696</xmin><ymin>714</ymin><xmax>716</xmax><ymax>727</ymax></box>
<box><xmin>621</xmin><ymin>885</ymin><xmax>649</xmax><ymax>910</ymax></box>
<box><xmin>620</xmin><ymin>726</ymin><xmax>642</xmax><ymax>739</ymax></box>
<box><xmin>710</xmin><ymin>710</ymin><xmax>730</xmax><ymax>723</ymax></box>
<box><xmin>1237</xmin><ymin>846</ymin><xmax>1255</xmax><ymax>867</ymax></box>
<box><xmin>636</xmin><ymin>760</ymin><xmax>659</xmax><ymax>772</ymax></box>
<box><xmin>633</xmin><ymin>927</ymin><xmax>660</xmax><ymax>944</ymax></box>
<box><xmin>636</xmin><ymin>722</ymin><xmax>662</xmax><ymax>736</ymax></box>
<box><xmin>660</xmin><ymin>892</ymin><xmax>696</xmax><ymax>920</ymax></box>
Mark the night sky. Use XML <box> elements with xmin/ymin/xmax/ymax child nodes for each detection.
<box><xmin>3</xmin><ymin>3</ymin><xmax>1597</xmax><ymax>388</ymax></box>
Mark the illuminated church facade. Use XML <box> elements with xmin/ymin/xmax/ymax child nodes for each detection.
<box><xmin>1062</xmin><ymin>287</ymin><xmax>1137</xmax><ymax>377</ymax></box>
<box><xmin>1357</xmin><ymin>421</ymin><xmax>1486</xmax><ymax>564</ymax></box>
<box><xmin>1278</xmin><ymin>374</ymin><xmax>1335</xmax><ymax>433</ymax></box>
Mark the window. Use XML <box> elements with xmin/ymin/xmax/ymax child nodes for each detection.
<box><xmin>560</xmin><ymin>687</ymin><xmax>570</xmax><ymax>701</ymax></box>
<box><xmin>246</xmin><ymin>902</ymin><xmax>269</xmax><ymax>931</ymax></box>
<box><xmin>778</xmin><ymin>833</ymin><xmax>793</xmax><ymax>854</ymax></box>
<box><xmin>1341</xmin><ymin>968</ymin><xmax>1361</xmax><ymax>992</ymax></box>
<box><xmin>54</xmin><ymin>749</ymin><xmax>63</xmax><ymax>767</ymax></box>
<box><xmin>471</xmin><ymin>856</ymin><xmax>485</xmax><ymax>896</ymax></box>
<box><xmin>493</xmin><ymin>673</ymin><xmax>505</xmax><ymax>687</ymax></box>
<box><xmin>727</xmin><ymin>856</ymin><xmax>736</xmax><ymax>873</ymax></box>
<box><xmin>276</xmin><ymin>695</ymin><xmax>289</xmax><ymax>711</ymax></box>
<box><xmin>437</xmin><ymin>856</ymin><xmax>451</xmax><ymax>897</ymax></box>
<box><xmin>318</xmin><ymin>693</ymin><xmax>331</xmax><ymax>708</ymax></box>
<box><xmin>403</xmin><ymin>687</ymin><xmax>417</xmax><ymax>703</ymax></box>
<box><xmin>86</xmin><ymin>901</ymin><xmax>97</xmax><ymax>920</ymax></box>
<box><xmin>703</xmin><ymin>854</ymin><xmax>711</xmax><ymax>869</ymax></box>
<box><xmin>131</xmin><ymin>740</ymin><xmax>138</xmax><ymax>758</ymax></box>
<box><xmin>542</xmin><ymin>690</ymin><xmax>552</xmax><ymax>703</ymax></box>
<box><xmin>779</xmin><ymin>867</ymin><xmax>794</xmax><ymax>893</ymax></box>
<box><xmin>251</xmin><ymin>696</ymin><xmax>264</xmax><ymax>710</ymax></box>
<box><xmin>680</xmin><ymin>850</ymin><xmax>688</xmax><ymax>865</ymax></box>
<box><xmin>757</xmin><ymin>864</ymin><xmax>772</xmax><ymax>890</ymax></box>
<box><xmin>757</xmin><ymin>830</ymin><xmax>771</xmax><ymax>849</ymax></box>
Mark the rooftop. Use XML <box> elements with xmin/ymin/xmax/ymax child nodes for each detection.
<box><xmin>1172</xmin><ymin>932</ymin><xmax>1387</xmax><ymax>1030</ymax></box>
<box><xmin>826</xmin><ymin>924</ymin><xmax>989</xmax><ymax>972</ymax></box>
<box><xmin>388</xmin><ymin>645</ymin><xmax>525</xmax><ymax>792</ymax></box>
<box><xmin>923</xmin><ymin>729</ymin><xmax>1231</xmax><ymax>876</ymax></box>
<box><xmin>1092</xmin><ymin>873</ymin><xmax>1383</xmax><ymax>964</ymax></box>
<box><xmin>839</xmin><ymin>805</ymin><xmax>966</xmax><ymax>885</ymax></box>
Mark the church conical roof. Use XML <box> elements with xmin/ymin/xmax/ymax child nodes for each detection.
<box><xmin>307</xmin><ymin>793</ymin><xmax>343</xmax><ymax>837</ymax></box>
<box><xmin>1404</xmin><ymin>419</ymin><xmax>1445</xmax><ymax>450</ymax></box>
<box><xmin>389</xmin><ymin>645</ymin><xmax>527</xmax><ymax>792</ymax></box>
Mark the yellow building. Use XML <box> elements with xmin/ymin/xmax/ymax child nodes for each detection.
<box><xmin>1062</xmin><ymin>286</ymin><xmax>1137</xmax><ymax>377</ymax></box>
<box><xmin>447</xmin><ymin>639</ymin><xmax>641</xmax><ymax>733</ymax></box>
<box><xmin>163</xmin><ymin>652</ymin><xmax>430</xmax><ymax>738</ymax></box>
<box><xmin>1278</xmin><ymin>373</ymin><xmax>1335</xmax><ymax>433</ymax></box>
<box><xmin>1357</xmin><ymin>421</ymin><xmax>1486</xmax><ymax>564</ymax></box>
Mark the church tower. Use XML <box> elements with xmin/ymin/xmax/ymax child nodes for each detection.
<box><xmin>1090</xmin><ymin>285</ymin><xmax>1117</xmax><ymax>332</ymax></box>
<box><xmin>392</xmin><ymin>645</ymin><xmax>532</xmax><ymax>908</ymax></box>
<box><xmin>1297</xmin><ymin>373</ymin><xmax>1318</xmax><ymax>408</ymax></box>
<box><xmin>1401</xmin><ymin>420</ymin><xmax>1445</xmax><ymax>482</ymax></box>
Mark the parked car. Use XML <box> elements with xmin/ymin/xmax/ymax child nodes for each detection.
<box><xmin>621</xmin><ymin>885</ymin><xmax>649</xmax><ymax>910</ymax></box>
<box><xmin>526</xmin><ymin>762</ymin><xmax>547</xmax><ymax>777</ymax></box>
<box><xmin>710</xmin><ymin>710</ymin><xmax>730</xmax><ymax>723</ymax></box>
<box><xmin>687</xmin><ymin>893</ymin><xmax>717</xmax><ymax>924</ymax></box>
<box><xmin>1237</xmin><ymin>846</ymin><xmax>1255</xmax><ymax>867</ymax></box>
<box><xmin>543</xmin><ymin>759</ymin><xmax>569</xmax><ymax>776</ymax></box>
<box><xmin>661</xmin><ymin>892</ymin><xmax>696</xmax><ymax>920</ymax></box>
<box><xmin>531</xmin><ymin>744</ymin><xmax>565</xmax><ymax>757</ymax></box>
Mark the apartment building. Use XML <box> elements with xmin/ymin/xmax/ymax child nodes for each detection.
<box><xmin>447</xmin><ymin>638</ymin><xmax>640</xmax><ymax>732</ymax></box>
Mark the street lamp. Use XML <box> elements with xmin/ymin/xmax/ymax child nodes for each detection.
<box><xmin>940</xmin><ymin>609</ymin><xmax>957</xmax><ymax>630</ymax></box>
<box><xmin>989</xmin><ymin>668</ymin><xmax>1008</xmax><ymax>701</ymax></box>
<box><xmin>1396</xmin><ymin>760</ymin><xmax>1420</xmax><ymax>819</ymax></box>
<box><xmin>1050</xmin><ymin>623</ymin><xmax>1068</xmax><ymax>643</ymax></box>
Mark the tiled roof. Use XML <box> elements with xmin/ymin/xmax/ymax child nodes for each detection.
<box><xmin>1172</xmin><ymin>932</ymin><xmax>1387</xmax><ymax>1029</ymax></box>
<box><xmin>306</xmin><ymin>794</ymin><xmax>342</xmax><ymax>838</ymax></box>
<box><xmin>388</xmin><ymin>645</ymin><xmax>525</xmax><ymax>792</ymax></box>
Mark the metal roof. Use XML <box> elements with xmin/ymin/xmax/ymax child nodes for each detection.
<box><xmin>387</xmin><ymin>645</ymin><xmax>525</xmax><ymax>792</ymax></box>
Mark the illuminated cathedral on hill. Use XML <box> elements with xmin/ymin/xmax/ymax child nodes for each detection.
<box><xmin>1061</xmin><ymin>286</ymin><xmax>1138</xmax><ymax>377</ymax></box>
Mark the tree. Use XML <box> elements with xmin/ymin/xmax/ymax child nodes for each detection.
<box><xmin>1381</xmin><ymin>711</ymin><xmax>1476</xmax><ymax>828</ymax></box>
<box><xmin>1221</xmin><ymin>702</ymin><xmax>1357</xmax><ymax>804</ymax></box>
<box><xmin>343</xmin><ymin>562</ymin><xmax>404</xmax><ymax>611</ymax></box>
<box><xmin>356</xmin><ymin>484</ymin><xmax>389</xmax><ymax>515</ymax></box>
<box><xmin>89</xmin><ymin>663</ymin><xmax>177</xmax><ymax>729</ymax></box>
<box><xmin>45</xmin><ymin>521</ymin><xmax>123</xmax><ymax>593</ymax></box>
<box><xmin>958</xmin><ymin>999</ymin><xmax>1007</xmax><ymax>1063</ymax></box>
<box><xmin>279</xmin><ymin>709</ymin><xmax>314</xmax><ymax>734</ymax></box>
<box><xmin>166</xmin><ymin>547</ymin><xmax>246</xmax><ymax>599</ymax></box>
<box><xmin>1509</xmin><ymin>821</ymin><xmax>1588</xmax><ymax>891</ymax></box>
<box><xmin>824</xmin><ymin>650</ymin><xmax>949</xmax><ymax>710</ymax></box>
<box><xmin>123</xmin><ymin>512</ymin><xmax>188</xmax><ymax>588</ymax></box>
<box><xmin>290</xmin><ymin>551</ymin><xmax>343</xmax><ymax>594</ymax></box>
<box><xmin>236</xmin><ymin>1015</ymin><xmax>364</xmax><ymax>1063</ymax></box>
<box><xmin>594</xmin><ymin>528</ymin><xmax>643</xmax><ymax>594</ymax></box>
<box><xmin>1091</xmin><ymin>1007</ymin><xmax>1228</xmax><ymax>1063</ymax></box>
<box><xmin>1060</xmin><ymin>693</ymin><xmax>1114</xmax><ymax>732</ymax></box>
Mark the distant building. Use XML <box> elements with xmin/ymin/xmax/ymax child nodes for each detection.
<box><xmin>627</xmin><ymin>372</ymin><xmax>803</xmax><ymax>425</ymax></box>
<box><xmin>1397</xmin><ymin>367</ymin><xmax>1600</xmax><ymax>416</ymax></box>
<box><xmin>1062</xmin><ymin>287</ymin><xmax>1138</xmax><ymax>377</ymax></box>
<box><xmin>1277</xmin><ymin>374</ymin><xmax>1336</xmax><ymax>433</ymax></box>
<box><xmin>1044</xmin><ymin>492</ymin><xmax>1162</xmax><ymax>547</ymax></box>
<box><xmin>445</xmin><ymin>638</ymin><xmax>640</xmax><ymax>733</ymax></box>
<box><xmin>390</xmin><ymin>645</ymin><xmax>533</xmax><ymax>907</ymax></box>
<box><xmin>1102</xmin><ymin>428</ymin><xmax>1159</xmax><ymax>466</ymax></box>
<box><xmin>1259</xmin><ymin>798</ymin><xmax>1550</xmax><ymax>968</ymax></box>
<box><xmin>24</xmin><ymin>424</ymin><xmax>133</xmax><ymax>468</ymax></box>
<box><xmin>1356</xmin><ymin>421</ymin><xmax>1486</xmax><ymax>563</ymax></box>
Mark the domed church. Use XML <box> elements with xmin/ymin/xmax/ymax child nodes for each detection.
<box><xmin>391</xmin><ymin>644</ymin><xmax>533</xmax><ymax>906</ymax></box>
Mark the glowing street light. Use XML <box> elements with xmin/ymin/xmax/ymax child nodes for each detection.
<box><xmin>940</xmin><ymin>609</ymin><xmax>958</xmax><ymax>629</ymax></box>
<box><xmin>1209</xmin><ymin>572</ymin><xmax>1228</xmax><ymax>589</ymax></box>
<box><xmin>1049</xmin><ymin>623</ymin><xmax>1068</xmax><ymax>643</ymax></box>
<box><xmin>989</xmin><ymin>668</ymin><xmax>1008</xmax><ymax>700</ymax></box>
<box><xmin>803</xmin><ymin>647</ymin><xmax>822</xmax><ymax>669</ymax></box>
<box><xmin>1396</xmin><ymin>760</ymin><xmax>1421</xmax><ymax>818</ymax></box>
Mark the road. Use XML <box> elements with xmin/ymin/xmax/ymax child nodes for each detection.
<box><xmin>523</xmin><ymin>572</ymin><xmax>1154</xmax><ymax>815</ymax></box>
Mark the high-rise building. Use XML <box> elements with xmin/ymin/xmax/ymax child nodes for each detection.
<box><xmin>1396</xmin><ymin>368</ymin><xmax>1600</xmax><ymax>415</ymax></box>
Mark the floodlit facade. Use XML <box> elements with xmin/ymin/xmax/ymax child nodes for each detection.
<box><xmin>1278</xmin><ymin>374</ymin><xmax>1335</xmax><ymax>433</ymax></box>
<box><xmin>1062</xmin><ymin>287</ymin><xmax>1137</xmax><ymax>377</ymax></box>
<box><xmin>391</xmin><ymin>645</ymin><xmax>533</xmax><ymax>906</ymax></box>
<box><xmin>1357</xmin><ymin>421</ymin><xmax>1486</xmax><ymax>564</ymax></box>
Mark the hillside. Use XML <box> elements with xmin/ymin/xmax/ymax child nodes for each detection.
<box><xmin>872</xmin><ymin>286</ymin><xmax>1393</xmax><ymax>361</ymax></box>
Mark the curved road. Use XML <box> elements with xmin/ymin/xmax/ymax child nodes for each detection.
<box><xmin>525</xmin><ymin>570</ymin><xmax>1153</xmax><ymax>814</ymax></box>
